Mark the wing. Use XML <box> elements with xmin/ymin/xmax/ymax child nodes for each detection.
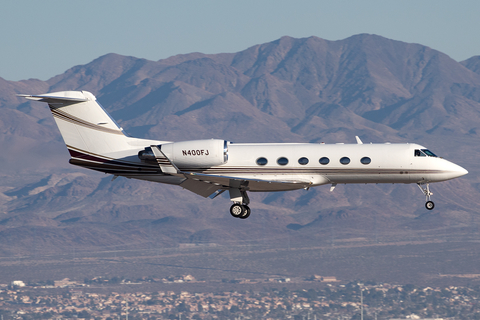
<box><xmin>182</xmin><ymin>171</ymin><xmax>312</xmax><ymax>193</ymax></box>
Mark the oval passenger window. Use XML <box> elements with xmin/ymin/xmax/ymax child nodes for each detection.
<box><xmin>298</xmin><ymin>157</ymin><xmax>309</xmax><ymax>165</ymax></box>
<box><xmin>319</xmin><ymin>157</ymin><xmax>330</xmax><ymax>165</ymax></box>
<box><xmin>277</xmin><ymin>157</ymin><xmax>289</xmax><ymax>166</ymax></box>
<box><xmin>256</xmin><ymin>157</ymin><xmax>268</xmax><ymax>166</ymax></box>
<box><xmin>361</xmin><ymin>157</ymin><xmax>371</xmax><ymax>165</ymax></box>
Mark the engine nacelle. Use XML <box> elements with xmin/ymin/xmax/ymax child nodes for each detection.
<box><xmin>138</xmin><ymin>139</ymin><xmax>229</xmax><ymax>168</ymax></box>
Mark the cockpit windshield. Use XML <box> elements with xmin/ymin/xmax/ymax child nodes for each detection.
<box><xmin>422</xmin><ymin>149</ymin><xmax>437</xmax><ymax>157</ymax></box>
<box><xmin>414</xmin><ymin>149</ymin><xmax>438</xmax><ymax>157</ymax></box>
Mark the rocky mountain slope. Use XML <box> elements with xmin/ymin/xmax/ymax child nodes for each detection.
<box><xmin>0</xmin><ymin>34</ymin><xmax>478</xmax><ymax>256</ymax></box>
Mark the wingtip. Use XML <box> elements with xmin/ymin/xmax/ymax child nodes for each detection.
<box><xmin>17</xmin><ymin>94</ymin><xmax>41</xmax><ymax>101</ymax></box>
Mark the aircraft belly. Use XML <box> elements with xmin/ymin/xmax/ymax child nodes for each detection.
<box><xmin>328</xmin><ymin>173</ymin><xmax>412</xmax><ymax>184</ymax></box>
<box><xmin>410</xmin><ymin>172</ymin><xmax>450</xmax><ymax>184</ymax></box>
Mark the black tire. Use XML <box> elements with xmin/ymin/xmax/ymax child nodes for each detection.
<box><xmin>425</xmin><ymin>201</ymin><xmax>435</xmax><ymax>210</ymax></box>
<box><xmin>230</xmin><ymin>204</ymin><xmax>244</xmax><ymax>218</ymax></box>
<box><xmin>239</xmin><ymin>205</ymin><xmax>251</xmax><ymax>219</ymax></box>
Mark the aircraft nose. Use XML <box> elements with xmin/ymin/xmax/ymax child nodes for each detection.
<box><xmin>436</xmin><ymin>160</ymin><xmax>468</xmax><ymax>182</ymax></box>
<box><xmin>455</xmin><ymin>165</ymin><xmax>468</xmax><ymax>178</ymax></box>
<box><xmin>448</xmin><ymin>161</ymin><xmax>468</xmax><ymax>178</ymax></box>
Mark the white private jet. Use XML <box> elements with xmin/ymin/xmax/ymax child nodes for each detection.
<box><xmin>20</xmin><ymin>91</ymin><xmax>468</xmax><ymax>219</ymax></box>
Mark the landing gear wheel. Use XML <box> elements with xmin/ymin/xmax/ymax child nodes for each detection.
<box><xmin>425</xmin><ymin>201</ymin><xmax>435</xmax><ymax>210</ymax></box>
<box><xmin>230</xmin><ymin>204</ymin><xmax>244</xmax><ymax>218</ymax></box>
<box><xmin>239</xmin><ymin>205</ymin><xmax>251</xmax><ymax>219</ymax></box>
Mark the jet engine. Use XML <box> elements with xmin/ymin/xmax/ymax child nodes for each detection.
<box><xmin>138</xmin><ymin>139</ymin><xmax>229</xmax><ymax>168</ymax></box>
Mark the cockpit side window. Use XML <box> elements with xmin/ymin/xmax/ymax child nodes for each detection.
<box><xmin>422</xmin><ymin>149</ymin><xmax>438</xmax><ymax>157</ymax></box>
<box><xmin>414</xmin><ymin>149</ymin><xmax>426</xmax><ymax>157</ymax></box>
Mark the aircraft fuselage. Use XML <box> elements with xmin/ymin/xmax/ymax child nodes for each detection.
<box><xmin>20</xmin><ymin>91</ymin><xmax>468</xmax><ymax>219</ymax></box>
<box><xmin>115</xmin><ymin>141</ymin><xmax>467</xmax><ymax>192</ymax></box>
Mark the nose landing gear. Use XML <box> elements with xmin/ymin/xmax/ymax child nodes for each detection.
<box><xmin>417</xmin><ymin>183</ymin><xmax>434</xmax><ymax>210</ymax></box>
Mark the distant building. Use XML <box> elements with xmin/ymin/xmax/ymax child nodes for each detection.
<box><xmin>307</xmin><ymin>275</ymin><xmax>338</xmax><ymax>282</ymax></box>
<box><xmin>389</xmin><ymin>318</ymin><xmax>444</xmax><ymax>320</ymax></box>
<box><xmin>54</xmin><ymin>278</ymin><xmax>79</xmax><ymax>287</ymax></box>
<box><xmin>11</xmin><ymin>281</ymin><xmax>25</xmax><ymax>287</ymax></box>
<box><xmin>322</xmin><ymin>276</ymin><xmax>338</xmax><ymax>282</ymax></box>
<box><xmin>183</xmin><ymin>275</ymin><xmax>195</xmax><ymax>281</ymax></box>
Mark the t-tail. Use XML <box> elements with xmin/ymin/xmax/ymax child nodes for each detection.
<box><xmin>19</xmin><ymin>91</ymin><xmax>164</xmax><ymax>173</ymax></box>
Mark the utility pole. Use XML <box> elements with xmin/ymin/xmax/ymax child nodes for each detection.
<box><xmin>360</xmin><ymin>286</ymin><xmax>363</xmax><ymax>320</ymax></box>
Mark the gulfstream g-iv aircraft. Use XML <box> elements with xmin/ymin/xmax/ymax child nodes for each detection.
<box><xmin>20</xmin><ymin>91</ymin><xmax>468</xmax><ymax>219</ymax></box>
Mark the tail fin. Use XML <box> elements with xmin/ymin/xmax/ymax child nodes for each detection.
<box><xmin>20</xmin><ymin>91</ymin><xmax>131</xmax><ymax>157</ymax></box>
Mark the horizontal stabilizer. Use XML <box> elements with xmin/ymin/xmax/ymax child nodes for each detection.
<box><xmin>18</xmin><ymin>92</ymin><xmax>88</xmax><ymax>103</ymax></box>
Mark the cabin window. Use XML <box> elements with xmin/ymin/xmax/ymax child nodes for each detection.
<box><xmin>319</xmin><ymin>157</ymin><xmax>330</xmax><ymax>165</ymax></box>
<box><xmin>277</xmin><ymin>157</ymin><xmax>289</xmax><ymax>166</ymax></box>
<box><xmin>256</xmin><ymin>157</ymin><xmax>268</xmax><ymax>166</ymax></box>
<box><xmin>340</xmin><ymin>157</ymin><xmax>350</xmax><ymax>165</ymax></box>
<box><xmin>361</xmin><ymin>157</ymin><xmax>371</xmax><ymax>165</ymax></box>
<box><xmin>298</xmin><ymin>157</ymin><xmax>309</xmax><ymax>165</ymax></box>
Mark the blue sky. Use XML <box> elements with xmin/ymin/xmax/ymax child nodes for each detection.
<box><xmin>2</xmin><ymin>0</ymin><xmax>479</xmax><ymax>81</ymax></box>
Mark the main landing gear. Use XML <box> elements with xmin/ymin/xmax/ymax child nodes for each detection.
<box><xmin>229</xmin><ymin>187</ymin><xmax>251</xmax><ymax>219</ymax></box>
<box><xmin>230</xmin><ymin>203</ymin><xmax>251</xmax><ymax>219</ymax></box>
<box><xmin>417</xmin><ymin>183</ymin><xmax>434</xmax><ymax>210</ymax></box>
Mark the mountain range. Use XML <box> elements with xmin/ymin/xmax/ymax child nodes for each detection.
<box><xmin>0</xmin><ymin>34</ymin><xmax>479</xmax><ymax>261</ymax></box>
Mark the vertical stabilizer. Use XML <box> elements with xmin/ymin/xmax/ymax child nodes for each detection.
<box><xmin>20</xmin><ymin>91</ymin><xmax>131</xmax><ymax>157</ymax></box>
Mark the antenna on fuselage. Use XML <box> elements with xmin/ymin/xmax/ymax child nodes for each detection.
<box><xmin>355</xmin><ymin>136</ymin><xmax>363</xmax><ymax>144</ymax></box>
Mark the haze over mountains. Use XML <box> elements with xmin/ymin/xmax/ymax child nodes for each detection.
<box><xmin>0</xmin><ymin>34</ymin><xmax>479</xmax><ymax>259</ymax></box>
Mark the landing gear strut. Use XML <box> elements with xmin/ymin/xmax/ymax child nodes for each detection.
<box><xmin>417</xmin><ymin>183</ymin><xmax>434</xmax><ymax>210</ymax></box>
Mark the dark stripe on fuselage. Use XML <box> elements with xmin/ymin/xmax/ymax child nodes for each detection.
<box><xmin>50</xmin><ymin>107</ymin><xmax>124</xmax><ymax>135</ymax></box>
<box><xmin>69</xmin><ymin>158</ymin><xmax>161</xmax><ymax>174</ymax></box>
<box><xmin>68</xmin><ymin>149</ymin><xmax>108</xmax><ymax>163</ymax></box>
<box><xmin>67</xmin><ymin>146</ymin><xmax>159</xmax><ymax>170</ymax></box>
<box><xmin>182</xmin><ymin>167</ymin><xmax>443</xmax><ymax>175</ymax></box>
